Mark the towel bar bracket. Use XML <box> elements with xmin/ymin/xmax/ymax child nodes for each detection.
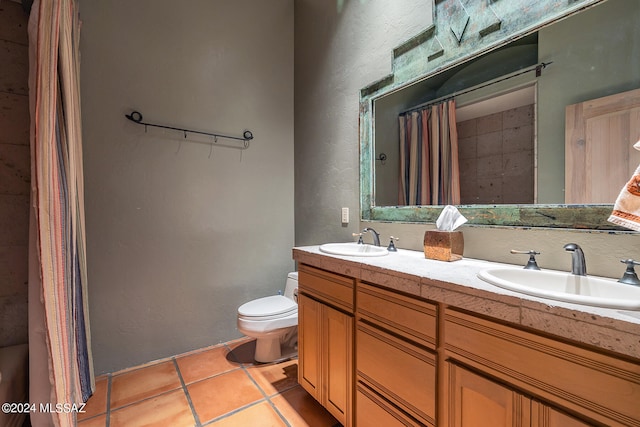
<box><xmin>125</xmin><ymin>110</ymin><xmax>254</xmax><ymax>150</ymax></box>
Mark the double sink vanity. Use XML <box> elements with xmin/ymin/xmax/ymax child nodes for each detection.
<box><xmin>293</xmin><ymin>244</ymin><xmax>640</xmax><ymax>427</ymax></box>
<box><xmin>293</xmin><ymin>0</ymin><xmax>640</xmax><ymax>424</ymax></box>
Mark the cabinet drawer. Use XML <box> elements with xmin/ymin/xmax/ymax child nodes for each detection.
<box><xmin>299</xmin><ymin>264</ymin><xmax>354</xmax><ymax>312</ymax></box>
<box><xmin>357</xmin><ymin>282</ymin><xmax>436</xmax><ymax>349</ymax></box>
<box><xmin>356</xmin><ymin>383</ymin><xmax>429</xmax><ymax>427</ymax></box>
<box><xmin>356</xmin><ymin>322</ymin><xmax>436</xmax><ymax>425</ymax></box>
<box><xmin>444</xmin><ymin>308</ymin><xmax>640</xmax><ymax>427</ymax></box>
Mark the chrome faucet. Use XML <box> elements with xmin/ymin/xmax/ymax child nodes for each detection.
<box><xmin>563</xmin><ymin>243</ymin><xmax>587</xmax><ymax>276</ymax></box>
<box><xmin>362</xmin><ymin>227</ymin><xmax>381</xmax><ymax>246</ymax></box>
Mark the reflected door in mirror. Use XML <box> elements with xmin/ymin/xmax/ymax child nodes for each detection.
<box><xmin>565</xmin><ymin>87</ymin><xmax>640</xmax><ymax>204</ymax></box>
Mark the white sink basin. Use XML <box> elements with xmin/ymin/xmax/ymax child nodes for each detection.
<box><xmin>478</xmin><ymin>268</ymin><xmax>640</xmax><ymax>310</ymax></box>
<box><xmin>319</xmin><ymin>242</ymin><xmax>388</xmax><ymax>257</ymax></box>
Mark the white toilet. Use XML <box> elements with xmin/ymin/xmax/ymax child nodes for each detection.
<box><xmin>237</xmin><ymin>272</ymin><xmax>298</xmax><ymax>363</ymax></box>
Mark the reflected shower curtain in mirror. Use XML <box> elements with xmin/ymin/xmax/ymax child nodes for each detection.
<box><xmin>28</xmin><ymin>0</ymin><xmax>94</xmax><ymax>425</ymax></box>
<box><xmin>398</xmin><ymin>99</ymin><xmax>460</xmax><ymax>205</ymax></box>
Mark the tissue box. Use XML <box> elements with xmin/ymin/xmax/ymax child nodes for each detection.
<box><xmin>424</xmin><ymin>230</ymin><xmax>464</xmax><ymax>262</ymax></box>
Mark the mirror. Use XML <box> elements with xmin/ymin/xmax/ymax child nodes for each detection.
<box><xmin>360</xmin><ymin>0</ymin><xmax>640</xmax><ymax>229</ymax></box>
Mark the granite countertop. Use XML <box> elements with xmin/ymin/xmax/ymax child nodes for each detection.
<box><xmin>293</xmin><ymin>245</ymin><xmax>640</xmax><ymax>360</ymax></box>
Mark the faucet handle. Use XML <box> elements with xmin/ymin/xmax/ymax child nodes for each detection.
<box><xmin>352</xmin><ymin>232</ymin><xmax>364</xmax><ymax>244</ymax></box>
<box><xmin>618</xmin><ymin>259</ymin><xmax>640</xmax><ymax>286</ymax></box>
<box><xmin>510</xmin><ymin>249</ymin><xmax>541</xmax><ymax>270</ymax></box>
<box><xmin>387</xmin><ymin>236</ymin><xmax>399</xmax><ymax>252</ymax></box>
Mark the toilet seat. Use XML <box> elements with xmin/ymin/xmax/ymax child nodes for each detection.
<box><xmin>237</xmin><ymin>311</ymin><xmax>298</xmax><ymax>334</ymax></box>
<box><xmin>238</xmin><ymin>295</ymin><xmax>297</xmax><ymax>321</ymax></box>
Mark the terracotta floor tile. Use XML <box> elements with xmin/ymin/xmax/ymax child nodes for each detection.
<box><xmin>176</xmin><ymin>345</ymin><xmax>239</xmax><ymax>384</ymax></box>
<box><xmin>208</xmin><ymin>401</ymin><xmax>287</xmax><ymax>426</ymax></box>
<box><xmin>109</xmin><ymin>389</ymin><xmax>194</xmax><ymax>427</ymax></box>
<box><xmin>188</xmin><ymin>369</ymin><xmax>264</xmax><ymax>424</ymax></box>
<box><xmin>77</xmin><ymin>413</ymin><xmax>107</xmax><ymax>427</ymax></box>
<box><xmin>90</xmin><ymin>339</ymin><xmax>332</xmax><ymax>426</ymax></box>
<box><xmin>246</xmin><ymin>359</ymin><xmax>299</xmax><ymax>396</ymax></box>
<box><xmin>110</xmin><ymin>361</ymin><xmax>182</xmax><ymax>409</ymax></box>
<box><xmin>78</xmin><ymin>376</ymin><xmax>109</xmax><ymax>421</ymax></box>
<box><xmin>271</xmin><ymin>385</ymin><xmax>339</xmax><ymax>427</ymax></box>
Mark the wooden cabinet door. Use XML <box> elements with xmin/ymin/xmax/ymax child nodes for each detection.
<box><xmin>298</xmin><ymin>292</ymin><xmax>353</xmax><ymax>426</ymax></box>
<box><xmin>324</xmin><ymin>304</ymin><xmax>353</xmax><ymax>426</ymax></box>
<box><xmin>298</xmin><ymin>293</ymin><xmax>322</xmax><ymax>400</ymax></box>
<box><xmin>447</xmin><ymin>363</ymin><xmax>531</xmax><ymax>427</ymax></box>
<box><xmin>447</xmin><ymin>363</ymin><xmax>598</xmax><ymax>427</ymax></box>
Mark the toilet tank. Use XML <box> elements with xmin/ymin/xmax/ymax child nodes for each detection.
<box><xmin>284</xmin><ymin>272</ymin><xmax>298</xmax><ymax>300</ymax></box>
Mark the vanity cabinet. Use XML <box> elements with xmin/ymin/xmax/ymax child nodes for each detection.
<box><xmin>297</xmin><ymin>264</ymin><xmax>354</xmax><ymax>427</ymax></box>
<box><xmin>294</xmin><ymin>249</ymin><xmax>640</xmax><ymax>427</ymax></box>
<box><xmin>443</xmin><ymin>308</ymin><xmax>640</xmax><ymax>427</ymax></box>
<box><xmin>355</xmin><ymin>282</ymin><xmax>438</xmax><ymax>426</ymax></box>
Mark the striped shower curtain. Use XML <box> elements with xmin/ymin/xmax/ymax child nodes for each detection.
<box><xmin>28</xmin><ymin>0</ymin><xmax>94</xmax><ymax>425</ymax></box>
<box><xmin>398</xmin><ymin>99</ymin><xmax>461</xmax><ymax>206</ymax></box>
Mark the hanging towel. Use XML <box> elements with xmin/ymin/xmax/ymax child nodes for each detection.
<box><xmin>608</xmin><ymin>141</ymin><xmax>640</xmax><ymax>231</ymax></box>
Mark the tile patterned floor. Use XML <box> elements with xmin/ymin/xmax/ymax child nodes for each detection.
<box><xmin>77</xmin><ymin>338</ymin><xmax>340</xmax><ymax>427</ymax></box>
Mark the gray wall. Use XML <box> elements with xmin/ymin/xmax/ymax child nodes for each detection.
<box><xmin>294</xmin><ymin>0</ymin><xmax>433</xmax><ymax>245</ymax></box>
<box><xmin>80</xmin><ymin>0</ymin><xmax>294</xmax><ymax>374</ymax></box>
<box><xmin>294</xmin><ymin>0</ymin><xmax>639</xmax><ymax>277</ymax></box>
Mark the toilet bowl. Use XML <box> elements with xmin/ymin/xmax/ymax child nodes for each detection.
<box><xmin>237</xmin><ymin>272</ymin><xmax>298</xmax><ymax>363</ymax></box>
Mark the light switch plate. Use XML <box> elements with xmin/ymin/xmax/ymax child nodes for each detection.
<box><xmin>341</xmin><ymin>207</ymin><xmax>349</xmax><ymax>223</ymax></box>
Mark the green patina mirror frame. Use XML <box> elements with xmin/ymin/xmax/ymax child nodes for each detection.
<box><xmin>359</xmin><ymin>0</ymin><xmax>624</xmax><ymax>230</ymax></box>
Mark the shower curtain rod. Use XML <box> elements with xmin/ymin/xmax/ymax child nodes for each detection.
<box><xmin>125</xmin><ymin>110</ymin><xmax>254</xmax><ymax>149</ymax></box>
<box><xmin>400</xmin><ymin>62</ymin><xmax>552</xmax><ymax>115</ymax></box>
